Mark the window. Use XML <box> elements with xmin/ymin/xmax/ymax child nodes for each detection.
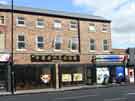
<box><xmin>36</xmin><ymin>18</ymin><xmax>44</xmax><ymax>28</ymax></box>
<box><xmin>54</xmin><ymin>20</ymin><xmax>61</xmax><ymax>29</ymax></box>
<box><xmin>88</xmin><ymin>23</ymin><xmax>96</xmax><ymax>32</ymax></box>
<box><xmin>36</xmin><ymin>36</ymin><xmax>44</xmax><ymax>49</ymax></box>
<box><xmin>102</xmin><ymin>24</ymin><xmax>108</xmax><ymax>32</ymax></box>
<box><xmin>0</xmin><ymin>32</ymin><xmax>5</xmax><ymax>49</ymax></box>
<box><xmin>103</xmin><ymin>40</ymin><xmax>109</xmax><ymax>51</ymax></box>
<box><xmin>0</xmin><ymin>16</ymin><xmax>5</xmax><ymax>25</ymax></box>
<box><xmin>68</xmin><ymin>37</ymin><xmax>78</xmax><ymax>51</ymax></box>
<box><xmin>90</xmin><ymin>39</ymin><xmax>96</xmax><ymax>51</ymax></box>
<box><xmin>70</xmin><ymin>21</ymin><xmax>77</xmax><ymax>30</ymax></box>
<box><xmin>16</xmin><ymin>16</ymin><xmax>25</xmax><ymax>26</ymax></box>
<box><xmin>17</xmin><ymin>34</ymin><xmax>26</xmax><ymax>49</ymax></box>
<box><xmin>54</xmin><ymin>35</ymin><xmax>62</xmax><ymax>50</ymax></box>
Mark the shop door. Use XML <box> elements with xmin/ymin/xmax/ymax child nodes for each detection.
<box><xmin>0</xmin><ymin>65</ymin><xmax>8</xmax><ymax>91</ymax></box>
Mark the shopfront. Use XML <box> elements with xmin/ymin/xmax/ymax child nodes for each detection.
<box><xmin>59</xmin><ymin>64</ymin><xmax>87</xmax><ymax>87</ymax></box>
<box><xmin>14</xmin><ymin>64</ymin><xmax>55</xmax><ymax>90</ymax></box>
<box><xmin>95</xmin><ymin>55</ymin><xmax>127</xmax><ymax>84</ymax></box>
<box><xmin>0</xmin><ymin>53</ymin><xmax>11</xmax><ymax>92</ymax></box>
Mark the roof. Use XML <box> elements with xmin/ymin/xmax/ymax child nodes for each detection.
<box><xmin>0</xmin><ymin>4</ymin><xmax>111</xmax><ymax>22</ymax></box>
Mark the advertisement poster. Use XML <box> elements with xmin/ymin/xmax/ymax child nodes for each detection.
<box><xmin>128</xmin><ymin>69</ymin><xmax>134</xmax><ymax>83</ymax></box>
<box><xmin>40</xmin><ymin>74</ymin><xmax>51</xmax><ymax>84</ymax></box>
<box><xmin>73</xmin><ymin>73</ymin><xmax>83</xmax><ymax>81</ymax></box>
<box><xmin>62</xmin><ymin>74</ymin><xmax>72</xmax><ymax>82</ymax></box>
<box><xmin>96</xmin><ymin>68</ymin><xmax>110</xmax><ymax>84</ymax></box>
<box><xmin>116</xmin><ymin>66</ymin><xmax>124</xmax><ymax>81</ymax></box>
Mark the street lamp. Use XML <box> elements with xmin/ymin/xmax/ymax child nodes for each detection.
<box><xmin>11</xmin><ymin>0</ymin><xmax>15</xmax><ymax>94</ymax></box>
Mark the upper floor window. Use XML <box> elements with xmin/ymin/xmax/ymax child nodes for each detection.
<box><xmin>54</xmin><ymin>20</ymin><xmax>62</xmax><ymax>29</ymax></box>
<box><xmin>90</xmin><ymin>39</ymin><xmax>96</xmax><ymax>51</ymax></box>
<box><xmin>103</xmin><ymin>40</ymin><xmax>109</xmax><ymax>51</ymax></box>
<box><xmin>0</xmin><ymin>16</ymin><xmax>5</xmax><ymax>25</ymax></box>
<box><xmin>36</xmin><ymin>36</ymin><xmax>44</xmax><ymax>49</ymax></box>
<box><xmin>54</xmin><ymin>35</ymin><xmax>62</xmax><ymax>50</ymax></box>
<box><xmin>102</xmin><ymin>24</ymin><xmax>108</xmax><ymax>32</ymax></box>
<box><xmin>17</xmin><ymin>33</ymin><xmax>26</xmax><ymax>49</ymax></box>
<box><xmin>88</xmin><ymin>23</ymin><xmax>96</xmax><ymax>32</ymax></box>
<box><xmin>68</xmin><ymin>37</ymin><xmax>78</xmax><ymax>51</ymax></box>
<box><xmin>69</xmin><ymin>21</ymin><xmax>77</xmax><ymax>30</ymax></box>
<box><xmin>16</xmin><ymin>16</ymin><xmax>25</xmax><ymax>26</ymax></box>
<box><xmin>36</xmin><ymin>18</ymin><xmax>44</xmax><ymax>28</ymax></box>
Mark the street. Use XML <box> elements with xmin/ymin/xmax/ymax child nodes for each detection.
<box><xmin>1</xmin><ymin>85</ymin><xmax>135</xmax><ymax>101</ymax></box>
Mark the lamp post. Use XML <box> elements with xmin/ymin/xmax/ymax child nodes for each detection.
<box><xmin>11</xmin><ymin>0</ymin><xmax>15</xmax><ymax>94</ymax></box>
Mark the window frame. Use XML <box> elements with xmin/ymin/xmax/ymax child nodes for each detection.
<box><xmin>69</xmin><ymin>20</ymin><xmax>77</xmax><ymax>31</ymax></box>
<box><xmin>0</xmin><ymin>16</ymin><xmax>5</xmax><ymax>25</ymax></box>
<box><xmin>102</xmin><ymin>24</ymin><xmax>108</xmax><ymax>32</ymax></box>
<box><xmin>89</xmin><ymin>39</ymin><xmax>96</xmax><ymax>52</ymax></box>
<box><xmin>36</xmin><ymin>35</ymin><xmax>44</xmax><ymax>50</ymax></box>
<box><xmin>68</xmin><ymin>37</ymin><xmax>78</xmax><ymax>52</ymax></box>
<box><xmin>103</xmin><ymin>39</ymin><xmax>109</xmax><ymax>51</ymax></box>
<box><xmin>16</xmin><ymin>16</ymin><xmax>26</xmax><ymax>27</ymax></box>
<box><xmin>16</xmin><ymin>33</ymin><xmax>26</xmax><ymax>50</ymax></box>
<box><xmin>88</xmin><ymin>23</ymin><xmax>96</xmax><ymax>32</ymax></box>
<box><xmin>36</xmin><ymin>18</ymin><xmax>44</xmax><ymax>28</ymax></box>
<box><xmin>53</xmin><ymin>20</ymin><xmax>62</xmax><ymax>29</ymax></box>
<box><xmin>54</xmin><ymin>35</ymin><xmax>63</xmax><ymax>51</ymax></box>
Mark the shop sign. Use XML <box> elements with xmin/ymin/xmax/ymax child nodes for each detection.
<box><xmin>40</xmin><ymin>74</ymin><xmax>51</xmax><ymax>84</ymax></box>
<box><xmin>73</xmin><ymin>73</ymin><xmax>83</xmax><ymax>81</ymax></box>
<box><xmin>116</xmin><ymin>66</ymin><xmax>124</xmax><ymax>81</ymax></box>
<box><xmin>31</xmin><ymin>54</ymin><xmax>80</xmax><ymax>62</ymax></box>
<box><xmin>96</xmin><ymin>55</ymin><xmax>125</xmax><ymax>62</ymax></box>
<box><xmin>62</xmin><ymin>74</ymin><xmax>72</xmax><ymax>82</ymax></box>
<box><xmin>0</xmin><ymin>54</ymin><xmax>10</xmax><ymax>62</ymax></box>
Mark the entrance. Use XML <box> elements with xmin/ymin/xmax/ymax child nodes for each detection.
<box><xmin>0</xmin><ymin>64</ymin><xmax>8</xmax><ymax>92</ymax></box>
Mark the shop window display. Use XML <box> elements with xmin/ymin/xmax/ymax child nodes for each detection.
<box><xmin>15</xmin><ymin>65</ymin><xmax>53</xmax><ymax>90</ymax></box>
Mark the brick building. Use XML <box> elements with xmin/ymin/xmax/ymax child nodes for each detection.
<box><xmin>0</xmin><ymin>4</ymin><xmax>114</xmax><ymax>92</ymax></box>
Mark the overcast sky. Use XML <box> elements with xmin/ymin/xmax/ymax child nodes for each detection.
<box><xmin>0</xmin><ymin>0</ymin><xmax>135</xmax><ymax>49</ymax></box>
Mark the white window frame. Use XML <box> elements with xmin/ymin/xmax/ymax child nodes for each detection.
<box><xmin>89</xmin><ymin>39</ymin><xmax>96</xmax><ymax>52</ymax></box>
<box><xmin>36</xmin><ymin>18</ymin><xmax>44</xmax><ymax>28</ymax></box>
<box><xmin>88</xmin><ymin>23</ymin><xmax>96</xmax><ymax>32</ymax></box>
<box><xmin>69</xmin><ymin>20</ymin><xmax>77</xmax><ymax>31</ymax></box>
<box><xmin>16</xmin><ymin>16</ymin><xmax>25</xmax><ymax>27</ymax></box>
<box><xmin>16</xmin><ymin>33</ymin><xmax>26</xmax><ymax>51</ymax></box>
<box><xmin>68</xmin><ymin>37</ymin><xmax>78</xmax><ymax>52</ymax></box>
<box><xmin>36</xmin><ymin>35</ymin><xmax>44</xmax><ymax>50</ymax></box>
<box><xmin>102</xmin><ymin>39</ymin><xmax>109</xmax><ymax>51</ymax></box>
<box><xmin>102</xmin><ymin>24</ymin><xmax>108</xmax><ymax>32</ymax></box>
<box><xmin>0</xmin><ymin>16</ymin><xmax>5</xmax><ymax>25</ymax></box>
<box><xmin>54</xmin><ymin>20</ymin><xmax>62</xmax><ymax>29</ymax></box>
<box><xmin>54</xmin><ymin>35</ymin><xmax>62</xmax><ymax>51</ymax></box>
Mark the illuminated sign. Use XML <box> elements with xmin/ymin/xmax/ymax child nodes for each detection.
<box><xmin>0</xmin><ymin>54</ymin><xmax>10</xmax><ymax>62</ymax></box>
<box><xmin>95</xmin><ymin>55</ymin><xmax>126</xmax><ymax>62</ymax></box>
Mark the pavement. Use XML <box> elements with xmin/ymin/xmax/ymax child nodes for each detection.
<box><xmin>0</xmin><ymin>84</ymin><xmax>135</xmax><ymax>101</ymax></box>
<box><xmin>0</xmin><ymin>83</ymin><xmax>128</xmax><ymax>95</ymax></box>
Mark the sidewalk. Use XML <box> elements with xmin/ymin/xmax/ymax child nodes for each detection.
<box><xmin>0</xmin><ymin>83</ymin><xmax>130</xmax><ymax>96</ymax></box>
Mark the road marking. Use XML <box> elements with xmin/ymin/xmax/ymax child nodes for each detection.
<box><xmin>104</xmin><ymin>97</ymin><xmax>127</xmax><ymax>101</ymax></box>
<box><xmin>127</xmin><ymin>93</ymin><xmax>135</xmax><ymax>95</ymax></box>
<box><xmin>55</xmin><ymin>94</ymin><xmax>97</xmax><ymax>100</ymax></box>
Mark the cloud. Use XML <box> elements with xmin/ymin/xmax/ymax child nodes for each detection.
<box><xmin>72</xmin><ymin>0</ymin><xmax>135</xmax><ymax>48</ymax></box>
<box><xmin>0</xmin><ymin>0</ymin><xmax>8</xmax><ymax>4</ymax></box>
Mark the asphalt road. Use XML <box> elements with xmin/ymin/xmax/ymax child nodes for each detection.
<box><xmin>1</xmin><ymin>85</ymin><xmax>135</xmax><ymax>101</ymax></box>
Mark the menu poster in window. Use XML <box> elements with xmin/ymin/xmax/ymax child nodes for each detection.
<box><xmin>40</xmin><ymin>74</ymin><xmax>51</xmax><ymax>84</ymax></box>
<box><xmin>62</xmin><ymin>74</ymin><xmax>72</xmax><ymax>82</ymax></box>
<box><xmin>73</xmin><ymin>73</ymin><xmax>83</xmax><ymax>81</ymax></box>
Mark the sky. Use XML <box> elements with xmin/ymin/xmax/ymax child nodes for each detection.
<box><xmin>0</xmin><ymin>0</ymin><xmax>135</xmax><ymax>49</ymax></box>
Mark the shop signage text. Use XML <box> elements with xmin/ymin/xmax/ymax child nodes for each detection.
<box><xmin>31</xmin><ymin>54</ymin><xmax>80</xmax><ymax>62</ymax></box>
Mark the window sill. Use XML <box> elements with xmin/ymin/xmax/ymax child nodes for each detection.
<box><xmin>89</xmin><ymin>50</ymin><xmax>96</xmax><ymax>52</ymax></box>
<box><xmin>16</xmin><ymin>49</ymin><xmax>27</xmax><ymax>51</ymax></box>
<box><xmin>35</xmin><ymin>49</ymin><xmax>45</xmax><ymax>51</ymax></box>
<box><xmin>36</xmin><ymin>26</ymin><xmax>44</xmax><ymax>28</ymax></box>
<box><xmin>69</xmin><ymin>28</ymin><xmax>77</xmax><ymax>31</ymax></box>
<box><xmin>103</xmin><ymin>50</ymin><xmax>110</xmax><ymax>52</ymax></box>
<box><xmin>16</xmin><ymin>24</ymin><xmax>26</xmax><ymax>27</ymax></box>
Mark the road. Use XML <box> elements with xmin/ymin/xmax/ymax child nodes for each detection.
<box><xmin>1</xmin><ymin>85</ymin><xmax>135</xmax><ymax>101</ymax></box>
